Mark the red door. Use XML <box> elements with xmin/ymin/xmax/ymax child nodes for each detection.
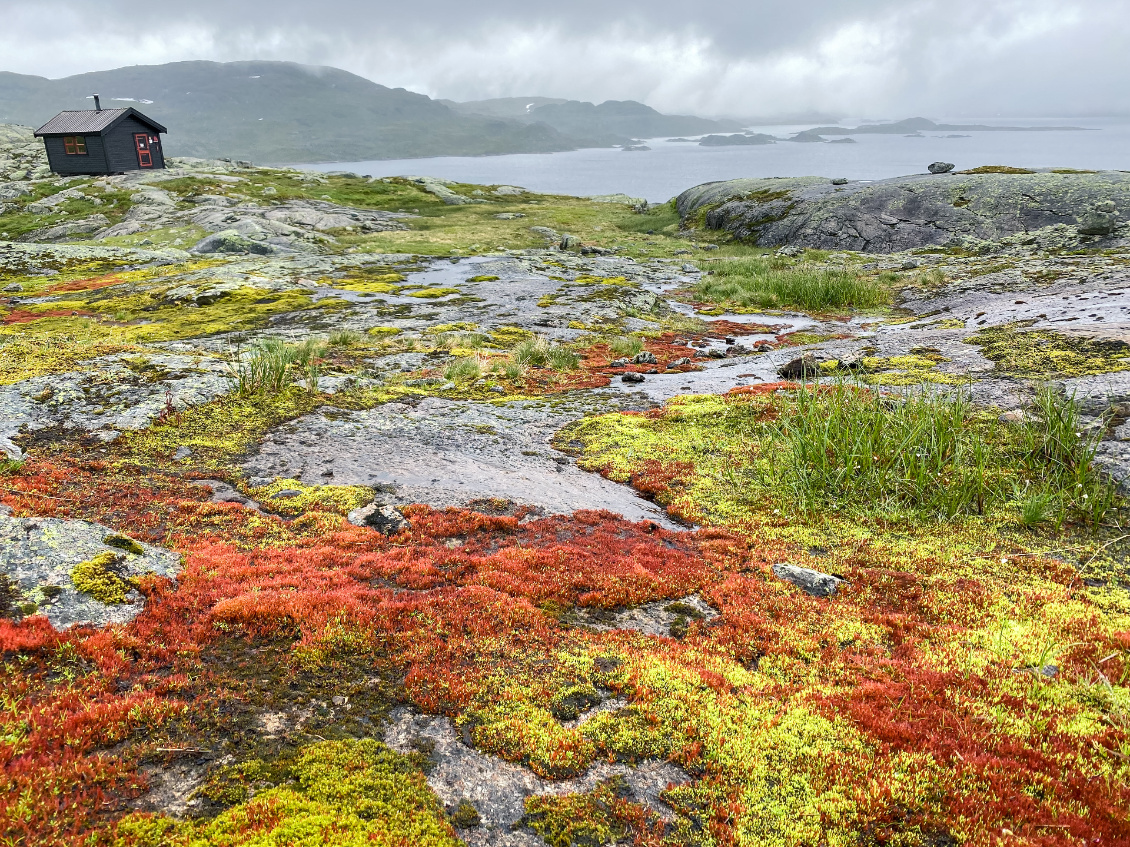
<box><xmin>134</xmin><ymin>133</ymin><xmax>153</xmax><ymax>168</ymax></box>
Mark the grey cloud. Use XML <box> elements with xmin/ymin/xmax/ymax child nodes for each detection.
<box><xmin>0</xmin><ymin>0</ymin><xmax>1126</xmax><ymax>118</ymax></box>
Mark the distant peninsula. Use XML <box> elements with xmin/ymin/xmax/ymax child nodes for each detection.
<box><xmin>801</xmin><ymin>117</ymin><xmax>1089</xmax><ymax>135</ymax></box>
<box><xmin>698</xmin><ymin>133</ymin><xmax>776</xmax><ymax>146</ymax></box>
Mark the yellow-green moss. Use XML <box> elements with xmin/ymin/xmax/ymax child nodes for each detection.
<box><xmin>250</xmin><ymin>478</ymin><xmax>374</xmax><ymax>517</ymax></box>
<box><xmin>103</xmin><ymin>534</ymin><xmax>145</xmax><ymax>555</ymax></box>
<box><xmin>113</xmin><ymin>739</ymin><xmax>458</xmax><ymax>847</ymax></box>
<box><xmin>71</xmin><ymin>552</ymin><xmax>135</xmax><ymax>604</ymax></box>
<box><xmin>967</xmin><ymin>324</ymin><xmax>1130</xmax><ymax>378</ymax></box>
<box><xmin>324</xmin><ymin>272</ymin><xmax>406</xmax><ymax>293</ymax></box>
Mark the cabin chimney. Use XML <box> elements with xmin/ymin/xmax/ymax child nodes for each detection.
<box><xmin>93</xmin><ymin>94</ymin><xmax>101</xmax><ymax>112</ymax></box>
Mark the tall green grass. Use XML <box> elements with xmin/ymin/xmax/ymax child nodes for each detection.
<box><xmin>768</xmin><ymin>384</ymin><xmax>992</xmax><ymax>518</ymax></box>
<box><xmin>512</xmin><ymin>337</ymin><xmax>579</xmax><ymax>371</ymax></box>
<box><xmin>608</xmin><ymin>336</ymin><xmax>644</xmax><ymax>358</ymax></box>
<box><xmin>1018</xmin><ymin>387</ymin><xmax>1118</xmax><ymax>528</ymax></box>
<box><xmin>698</xmin><ymin>257</ymin><xmax>891</xmax><ymax>311</ymax></box>
<box><xmin>766</xmin><ymin>382</ymin><xmax>1118</xmax><ymax>526</ymax></box>
<box><xmin>227</xmin><ymin>339</ymin><xmax>324</xmax><ymax>396</ymax></box>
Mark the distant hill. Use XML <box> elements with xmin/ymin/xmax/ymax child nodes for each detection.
<box><xmin>0</xmin><ymin>61</ymin><xmax>580</xmax><ymax>163</ymax></box>
<box><xmin>451</xmin><ymin>97</ymin><xmax>744</xmax><ymax>145</ymax></box>
<box><xmin>442</xmin><ymin>97</ymin><xmax>570</xmax><ymax>119</ymax></box>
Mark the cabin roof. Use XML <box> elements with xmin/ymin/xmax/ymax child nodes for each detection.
<box><xmin>34</xmin><ymin>108</ymin><xmax>167</xmax><ymax>136</ymax></box>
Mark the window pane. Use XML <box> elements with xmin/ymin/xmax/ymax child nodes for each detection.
<box><xmin>75</xmin><ymin>137</ymin><xmax>86</xmax><ymax>154</ymax></box>
<box><xmin>64</xmin><ymin>137</ymin><xmax>76</xmax><ymax>154</ymax></box>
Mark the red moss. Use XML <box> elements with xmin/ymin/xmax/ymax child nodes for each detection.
<box><xmin>46</xmin><ymin>274</ymin><xmax>126</xmax><ymax>294</ymax></box>
<box><xmin>2</xmin><ymin>308</ymin><xmax>99</xmax><ymax>325</ymax></box>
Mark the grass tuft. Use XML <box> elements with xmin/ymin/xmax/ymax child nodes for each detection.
<box><xmin>444</xmin><ymin>356</ymin><xmax>484</xmax><ymax>382</ymax></box>
<box><xmin>227</xmin><ymin>339</ymin><xmax>326</xmax><ymax>396</ymax></box>
<box><xmin>607</xmin><ymin>336</ymin><xmax>644</xmax><ymax>358</ymax></box>
<box><xmin>697</xmin><ymin>256</ymin><xmax>891</xmax><ymax>311</ymax></box>
<box><xmin>512</xmin><ymin>337</ymin><xmax>580</xmax><ymax>371</ymax></box>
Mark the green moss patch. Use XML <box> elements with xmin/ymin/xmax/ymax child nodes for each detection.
<box><xmin>71</xmin><ymin>551</ymin><xmax>136</xmax><ymax>604</ymax></box>
<box><xmin>968</xmin><ymin>324</ymin><xmax>1130</xmax><ymax>378</ymax></box>
<box><xmin>956</xmin><ymin>166</ymin><xmax>1037</xmax><ymax>175</ymax></box>
<box><xmin>114</xmin><ymin>739</ymin><xmax>458</xmax><ymax>847</ymax></box>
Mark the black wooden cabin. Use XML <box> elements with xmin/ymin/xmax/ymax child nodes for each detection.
<box><xmin>34</xmin><ymin>99</ymin><xmax>167</xmax><ymax>176</ymax></box>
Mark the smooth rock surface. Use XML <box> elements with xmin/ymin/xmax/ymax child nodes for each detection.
<box><xmin>0</xmin><ymin>516</ymin><xmax>180</xmax><ymax>628</ymax></box>
<box><xmin>677</xmin><ymin>171</ymin><xmax>1130</xmax><ymax>253</ymax></box>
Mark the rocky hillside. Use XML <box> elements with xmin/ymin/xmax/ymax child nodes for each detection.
<box><xmin>0</xmin><ymin>61</ymin><xmax>579</xmax><ymax>163</ymax></box>
<box><xmin>677</xmin><ymin>169</ymin><xmax>1130</xmax><ymax>253</ymax></box>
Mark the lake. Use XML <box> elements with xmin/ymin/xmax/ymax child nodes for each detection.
<box><xmin>302</xmin><ymin>116</ymin><xmax>1130</xmax><ymax>203</ymax></box>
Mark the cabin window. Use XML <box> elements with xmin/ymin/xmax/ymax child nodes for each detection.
<box><xmin>63</xmin><ymin>136</ymin><xmax>87</xmax><ymax>155</ymax></box>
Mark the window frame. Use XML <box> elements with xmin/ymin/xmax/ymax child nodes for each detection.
<box><xmin>63</xmin><ymin>135</ymin><xmax>87</xmax><ymax>155</ymax></box>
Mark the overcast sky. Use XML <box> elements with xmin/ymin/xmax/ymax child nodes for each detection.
<box><xmin>1</xmin><ymin>0</ymin><xmax>1126</xmax><ymax>118</ymax></box>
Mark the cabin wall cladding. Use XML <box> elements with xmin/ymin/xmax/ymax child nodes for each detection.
<box><xmin>104</xmin><ymin>117</ymin><xmax>166</xmax><ymax>172</ymax></box>
<box><xmin>42</xmin><ymin>135</ymin><xmax>110</xmax><ymax>175</ymax></box>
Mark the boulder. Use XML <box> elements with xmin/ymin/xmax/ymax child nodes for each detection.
<box><xmin>771</xmin><ymin>563</ymin><xmax>843</xmax><ymax>598</ymax></box>
<box><xmin>676</xmin><ymin>171</ymin><xmax>1130</xmax><ymax>253</ymax></box>
<box><xmin>348</xmin><ymin>503</ymin><xmax>411</xmax><ymax>535</ymax></box>
<box><xmin>777</xmin><ymin>354</ymin><xmax>820</xmax><ymax>379</ymax></box>
<box><xmin>1077</xmin><ymin>201</ymin><xmax>1120</xmax><ymax>236</ymax></box>
<box><xmin>189</xmin><ymin>229</ymin><xmax>275</xmax><ymax>255</ymax></box>
<box><xmin>632</xmin><ymin>351</ymin><xmax>658</xmax><ymax>365</ymax></box>
<box><xmin>621</xmin><ymin>372</ymin><xmax>645</xmax><ymax>383</ymax></box>
<box><xmin>928</xmin><ymin>162</ymin><xmax>955</xmax><ymax>174</ymax></box>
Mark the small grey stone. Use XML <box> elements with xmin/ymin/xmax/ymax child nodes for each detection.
<box><xmin>632</xmin><ymin>351</ymin><xmax>658</xmax><ymax>365</ymax></box>
<box><xmin>998</xmin><ymin>410</ymin><xmax>1032</xmax><ymax>425</ymax></box>
<box><xmin>928</xmin><ymin>162</ymin><xmax>955</xmax><ymax>174</ymax></box>
<box><xmin>608</xmin><ymin>358</ymin><xmax>630</xmax><ymax>368</ymax></box>
<box><xmin>348</xmin><ymin>503</ymin><xmax>411</xmax><ymax>535</ymax></box>
<box><xmin>173</xmin><ymin>446</ymin><xmax>192</xmax><ymax>461</ymax></box>
<box><xmin>271</xmin><ymin>489</ymin><xmax>303</xmax><ymax>499</ymax></box>
<box><xmin>669</xmin><ymin>357</ymin><xmax>692</xmax><ymax>367</ymax></box>
<box><xmin>560</xmin><ymin>234</ymin><xmax>581</xmax><ymax>250</ymax></box>
<box><xmin>831</xmin><ymin>177</ymin><xmax>849</xmax><ymax>185</ymax></box>
<box><xmin>441</xmin><ymin>382</ymin><xmax>456</xmax><ymax>391</ymax></box>
<box><xmin>775</xmin><ymin>245</ymin><xmax>804</xmax><ymax>257</ymax></box>
<box><xmin>621</xmin><ymin>372</ymin><xmax>645</xmax><ymax>383</ymax></box>
<box><xmin>3</xmin><ymin>282</ymin><xmax>21</xmax><ymax>292</ymax></box>
<box><xmin>771</xmin><ymin>563</ymin><xmax>843</xmax><ymax>597</ymax></box>
<box><xmin>777</xmin><ymin>354</ymin><xmax>820</xmax><ymax>379</ymax></box>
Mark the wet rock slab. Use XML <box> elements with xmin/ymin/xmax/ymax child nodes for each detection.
<box><xmin>244</xmin><ymin>394</ymin><xmax>678</xmax><ymax>527</ymax></box>
<box><xmin>383</xmin><ymin>707</ymin><xmax>689</xmax><ymax>846</ymax></box>
<box><xmin>0</xmin><ymin>516</ymin><xmax>180</xmax><ymax>628</ymax></box>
